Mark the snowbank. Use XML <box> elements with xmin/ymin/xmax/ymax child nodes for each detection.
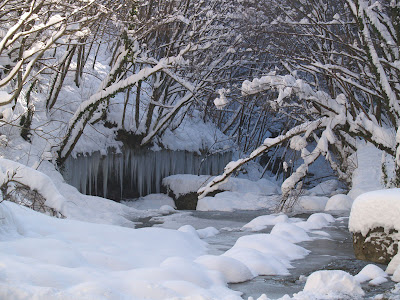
<box><xmin>348</xmin><ymin>143</ymin><xmax>385</xmax><ymax>199</ymax></box>
<box><xmin>0</xmin><ymin>201</ymin><xmax>243</xmax><ymax>299</ymax></box>
<box><xmin>303</xmin><ymin>270</ymin><xmax>364</xmax><ymax>296</ymax></box>
<box><xmin>349</xmin><ymin>188</ymin><xmax>400</xmax><ymax>235</ymax></box>
<box><xmin>325</xmin><ymin>194</ymin><xmax>353</xmax><ymax>211</ymax></box>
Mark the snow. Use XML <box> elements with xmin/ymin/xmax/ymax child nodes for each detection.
<box><xmin>197</xmin><ymin>191</ymin><xmax>280</xmax><ymax>212</ymax></box>
<box><xmin>348</xmin><ymin>143</ymin><xmax>385</xmax><ymax>200</ymax></box>
<box><xmin>178</xmin><ymin>224</ymin><xmax>220</xmax><ymax>239</ymax></box>
<box><xmin>242</xmin><ymin>214</ymin><xmax>289</xmax><ymax>231</ymax></box>
<box><xmin>163</xmin><ymin>174</ymin><xmax>278</xmax><ymax>198</ymax></box>
<box><xmin>302</xmin><ymin>270</ymin><xmax>364</xmax><ymax>296</ymax></box>
<box><xmin>195</xmin><ymin>255</ymin><xmax>255</xmax><ymax>283</ymax></box>
<box><xmin>349</xmin><ymin>188</ymin><xmax>400</xmax><ymax>236</ymax></box>
<box><xmin>296</xmin><ymin>213</ymin><xmax>335</xmax><ymax>231</ymax></box>
<box><xmin>387</xmin><ymin>251</ymin><xmax>400</xmax><ymax>275</ymax></box>
<box><xmin>0</xmin><ymin>201</ymin><xmax>247</xmax><ymax>299</ymax></box>
<box><xmin>122</xmin><ymin>193</ymin><xmax>176</xmax><ymax>210</ymax></box>
<box><xmin>306</xmin><ymin>179</ymin><xmax>342</xmax><ymax>197</ymax></box>
<box><xmin>294</xmin><ymin>195</ymin><xmax>329</xmax><ymax>211</ymax></box>
<box><xmin>270</xmin><ymin>223</ymin><xmax>312</xmax><ymax>243</ymax></box>
<box><xmin>354</xmin><ymin>264</ymin><xmax>388</xmax><ymax>284</ymax></box>
<box><xmin>324</xmin><ymin>194</ymin><xmax>353</xmax><ymax>211</ymax></box>
<box><xmin>232</xmin><ymin>234</ymin><xmax>309</xmax><ymax>261</ymax></box>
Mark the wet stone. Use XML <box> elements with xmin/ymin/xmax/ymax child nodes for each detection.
<box><xmin>353</xmin><ymin>227</ymin><xmax>399</xmax><ymax>265</ymax></box>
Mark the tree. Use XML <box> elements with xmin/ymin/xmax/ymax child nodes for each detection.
<box><xmin>198</xmin><ymin>0</ymin><xmax>400</xmax><ymax>211</ymax></box>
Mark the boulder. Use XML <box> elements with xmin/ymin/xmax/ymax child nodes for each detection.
<box><xmin>349</xmin><ymin>189</ymin><xmax>400</xmax><ymax>265</ymax></box>
<box><xmin>352</xmin><ymin>227</ymin><xmax>399</xmax><ymax>264</ymax></box>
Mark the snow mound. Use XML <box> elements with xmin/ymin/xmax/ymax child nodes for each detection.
<box><xmin>242</xmin><ymin>214</ymin><xmax>289</xmax><ymax>231</ymax></box>
<box><xmin>349</xmin><ymin>188</ymin><xmax>400</xmax><ymax>235</ymax></box>
<box><xmin>197</xmin><ymin>227</ymin><xmax>220</xmax><ymax>238</ymax></box>
<box><xmin>307</xmin><ymin>179</ymin><xmax>342</xmax><ymax>197</ymax></box>
<box><xmin>178</xmin><ymin>225</ymin><xmax>219</xmax><ymax>239</ymax></box>
<box><xmin>354</xmin><ymin>264</ymin><xmax>388</xmax><ymax>284</ymax></box>
<box><xmin>195</xmin><ymin>255</ymin><xmax>255</xmax><ymax>283</ymax></box>
<box><xmin>178</xmin><ymin>224</ymin><xmax>199</xmax><ymax>237</ymax></box>
<box><xmin>387</xmin><ymin>252</ymin><xmax>400</xmax><ymax>275</ymax></box>
<box><xmin>294</xmin><ymin>195</ymin><xmax>329</xmax><ymax>211</ymax></box>
<box><xmin>325</xmin><ymin>194</ymin><xmax>353</xmax><ymax>211</ymax></box>
<box><xmin>296</xmin><ymin>213</ymin><xmax>335</xmax><ymax>231</ymax></box>
<box><xmin>0</xmin><ymin>202</ymin><xmax>244</xmax><ymax>300</ymax></box>
<box><xmin>303</xmin><ymin>270</ymin><xmax>364</xmax><ymax>296</ymax></box>
<box><xmin>271</xmin><ymin>223</ymin><xmax>311</xmax><ymax>243</ymax></box>
<box><xmin>123</xmin><ymin>194</ymin><xmax>176</xmax><ymax>210</ymax></box>
<box><xmin>223</xmin><ymin>247</ymin><xmax>290</xmax><ymax>276</ymax></box>
<box><xmin>233</xmin><ymin>234</ymin><xmax>310</xmax><ymax>261</ymax></box>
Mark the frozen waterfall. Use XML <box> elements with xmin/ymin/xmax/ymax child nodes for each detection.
<box><xmin>62</xmin><ymin>148</ymin><xmax>232</xmax><ymax>200</ymax></box>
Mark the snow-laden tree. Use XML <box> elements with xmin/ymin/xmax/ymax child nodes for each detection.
<box><xmin>55</xmin><ymin>0</ymin><xmax>249</xmax><ymax>164</ymax></box>
<box><xmin>198</xmin><ymin>0</ymin><xmax>400</xmax><ymax>211</ymax></box>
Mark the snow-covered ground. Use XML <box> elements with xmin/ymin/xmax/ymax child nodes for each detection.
<box><xmin>0</xmin><ymin>131</ymin><xmax>399</xmax><ymax>299</ymax></box>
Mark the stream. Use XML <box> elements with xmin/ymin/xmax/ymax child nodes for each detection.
<box><xmin>134</xmin><ymin>209</ymin><xmax>396</xmax><ymax>299</ymax></box>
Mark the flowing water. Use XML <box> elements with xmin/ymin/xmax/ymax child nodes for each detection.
<box><xmin>134</xmin><ymin>209</ymin><xmax>396</xmax><ymax>299</ymax></box>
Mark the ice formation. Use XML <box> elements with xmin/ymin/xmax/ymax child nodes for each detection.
<box><xmin>62</xmin><ymin>148</ymin><xmax>231</xmax><ymax>200</ymax></box>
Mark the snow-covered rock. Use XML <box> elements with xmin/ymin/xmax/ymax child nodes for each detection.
<box><xmin>306</xmin><ymin>179</ymin><xmax>342</xmax><ymax>197</ymax></box>
<box><xmin>296</xmin><ymin>213</ymin><xmax>335</xmax><ymax>231</ymax></box>
<box><xmin>349</xmin><ymin>189</ymin><xmax>400</xmax><ymax>264</ymax></box>
<box><xmin>294</xmin><ymin>195</ymin><xmax>329</xmax><ymax>211</ymax></box>
<box><xmin>354</xmin><ymin>264</ymin><xmax>388</xmax><ymax>284</ymax></box>
<box><xmin>241</xmin><ymin>214</ymin><xmax>289</xmax><ymax>231</ymax></box>
<box><xmin>195</xmin><ymin>255</ymin><xmax>255</xmax><ymax>283</ymax></box>
<box><xmin>271</xmin><ymin>223</ymin><xmax>311</xmax><ymax>243</ymax></box>
<box><xmin>303</xmin><ymin>270</ymin><xmax>364</xmax><ymax>296</ymax></box>
<box><xmin>325</xmin><ymin>194</ymin><xmax>353</xmax><ymax>211</ymax></box>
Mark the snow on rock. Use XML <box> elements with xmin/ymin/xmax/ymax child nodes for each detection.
<box><xmin>0</xmin><ymin>201</ymin><xmax>245</xmax><ymax>300</ymax></box>
<box><xmin>195</xmin><ymin>255</ymin><xmax>255</xmax><ymax>283</ymax></box>
<box><xmin>0</xmin><ymin>158</ymin><xmax>67</xmax><ymax>213</ymax></box>
<box><xmin>387</xmin><ymin>251</ymin><xmax>400</xmax><ymax>275</ymax></box>
<box><xmin>223</xmin><ymin>247</ymin><xmax>290</xmax><ymax>276</ymax></box>
<box><xmin>178</xmin><ymin>224</ymin><xmax>200</xmax><ymax>237</ymax></box>
<box><xmin>178</xmin><ymin>225</ymin><xmax>219</xmax><ymax>239</ymax></box>
<box><xmin>160</xmin><ymin>205</ymin><xmax>176</xmax><ymax>213</ymax></box>
<box><xmin>163</xmin><ymin>174</ymin><xmax>212</xmax><ymax>197</ymax></box>
<box><xmin>369</xmin><ymin>276</ymin><xmax>388</xmax><ymax>285</ymax></box>
<box><xmin>348</xmin><ymin>143</ymin><xmax>384</xmax><ymax>200</ymax></box>
<box><xmin>271</xmin><ymin>223</ymin><xmax>312</xmax><ymax>243</ymax></box>
<box><xmin>294</xmin><ymin>195</ymin><xmax>329</xmax><ymax>211</ymax></box>
<box><xmin>296</xmin><ymin>213</ymin><xmax>335</xmax><ymax>231</ymax></box>
<box><xmin>325</xmin><ymin>194</ymin><xmax>353</xmax><ymax>211</ymax></box>
<box><xmin>354</xmin><ymin>264</ymin><xmax>388</xmax><ymax>283</ymax></box>
<box><xmin>197</xmin><ymin>191</ymin><xmax>280</xmax><ymax>212</ymax></box>
<box><xmin>197</xmin><ymin>227</ymin><xmax>220</xmax><ymax>238</ymax></box>
<box><xmin>306</xmin><ymin>179</ymin><xmax>342</xmax><ymax>197</ymax></box>
<box><xmin>241</xmin><ymin>214</ymin><xmax>289</xmax><ymax>231</ymax></box>
<box><xmin>303</xmin><ymin>270</ymin><xmax>364</xmax><ymax>297</ymax></box>
<box><xmin>349</xmin><ymin>188</ymin><xmax>400</xmax><ymax>235</ymax></box>
<box><xmin>232</xmin><ymin>234</ymin><xmax>310</xmax><ymax>262</ymax></box>
<box><xmin>123</xmin><ymin>193</ymin><xmax>176</xmax><ymax>210</ymax></box>
<box><xmin>163</xmin><ymin>174</ymin><xmax>279</xmax><ymax>198</ymax></box>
